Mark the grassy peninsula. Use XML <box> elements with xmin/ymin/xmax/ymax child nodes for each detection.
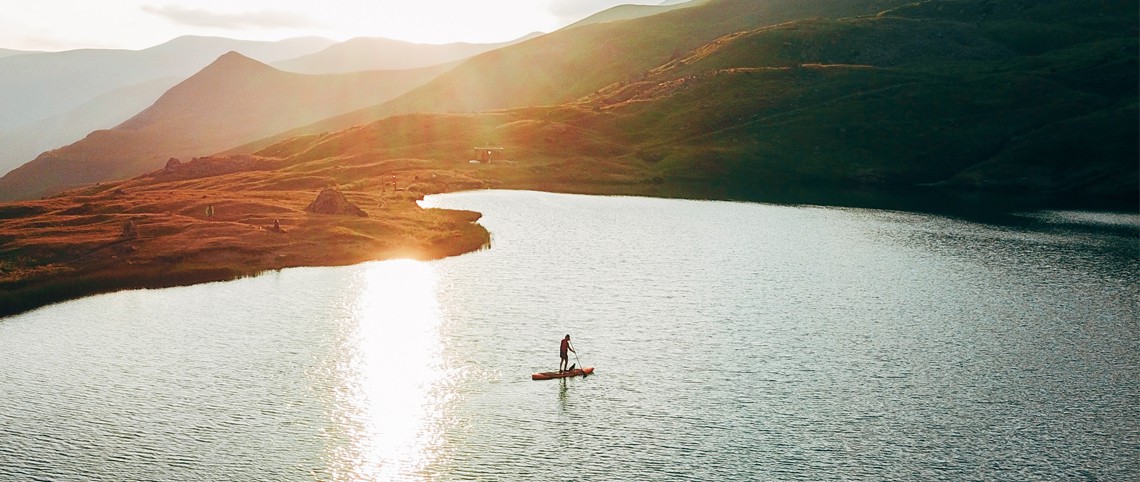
<box><xmin>0</xmin><ymin>155</ymin><xmax>492</xmax><ymax>318</ymax></box>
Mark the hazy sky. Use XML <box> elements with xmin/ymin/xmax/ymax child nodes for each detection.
<box><xmin>0</xmin><ymin>0</ymin><xmax>667</xmax><ymax>51</ymax></box>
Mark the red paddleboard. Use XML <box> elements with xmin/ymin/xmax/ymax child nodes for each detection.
<box><xmin>531</xmin><ymin>367</ymin><xmax>594</xmax><ymax>380</ymax></box>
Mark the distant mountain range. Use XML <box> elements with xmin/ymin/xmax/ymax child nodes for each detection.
<box><xmin>0</xmin><ymin>34</ymin><xmax>528</xmax><ymax>177</ymax></box>
<box><xmin>0</xmin><ymin>53</ymin><xmax>451</xmax><ymax>200</ymax></box>
<box><xmin>0</xmin><ymin>36</ymin><xmax>336</xmax><ymax>134</ymax></box>
<box><xmin>0</xmin><ymin>36</ymin><xmax>335</xmax><ymax>174</ymax></box>
<box><xmin>0</xmin><ymin>48</ymin><xmax>33</xmax><ymax>58</ymax></box>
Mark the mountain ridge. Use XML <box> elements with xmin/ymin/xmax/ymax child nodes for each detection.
<box><xmin>0</xmin><ymin>36</ymin><xmax>336</xmax><ymax>174</ymax></box>
<box><xmin>0</xmin><ymin>52</ymin><xmax>452</xmax><ymax>200</ymax></box>
<box><xmin>272</xmin><ymin>34</ymin><xmax>540</xmax><ymax>74</ymax></box>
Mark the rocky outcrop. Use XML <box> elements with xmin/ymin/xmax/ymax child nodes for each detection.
<box><xmin>305</xmin><ymin>188</ymin><xmax>368</xmax><ymax>217</ymax></box>
<box><xmin>152</xmin><ymin>155</ymin><xmax>275</xmax><ymax>181</ymax></box>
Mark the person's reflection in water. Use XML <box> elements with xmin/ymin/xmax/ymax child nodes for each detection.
<box><xmin>559</xmin><ymin>378</ymin><xmax>569</xmax><ymax>411</ymax></box>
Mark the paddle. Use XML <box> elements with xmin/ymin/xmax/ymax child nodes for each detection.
<box><xmin>570</xmin><ymin>341</ymin><xmax>587</xmax><ymax>378</ymax></box>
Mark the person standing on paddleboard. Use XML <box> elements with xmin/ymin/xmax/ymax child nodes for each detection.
<box><xmin>559</xmin><ymin>335</ymin><xmax>576</xmax><ymax>373</ymax></box>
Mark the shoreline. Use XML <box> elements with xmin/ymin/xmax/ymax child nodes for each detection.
<box><xmin>2</xmin><ymin>168</ymin><xmax>1136</xmax><ymax>319</ymax></box>
<box><xmin>0</xmin><ymin>163</ymin><xmax>494</xmax><ymax>318</ymax></box>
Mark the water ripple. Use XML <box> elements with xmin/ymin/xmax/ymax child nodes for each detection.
<box><xmin>1</xmin><ymin>191</ymin><xmax>1137</xmax><ymax>480</ymax></box>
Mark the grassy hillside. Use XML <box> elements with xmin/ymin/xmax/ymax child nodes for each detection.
<box><xmin>631</xmin><ymin>0</ymin><xmax>1138</xmax><ymax>200</ymax></box>
<box><xmin>0</xmin><ymin>153</ymin><xmax>491</xmax><ymax>318</ymax></box>
<box><xmin>251</xmin><ymin>0</ymin><xmax>1138</xmax><ymax>205</ymax></box>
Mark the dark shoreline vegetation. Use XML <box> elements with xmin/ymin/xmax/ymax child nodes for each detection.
<box><xmin>1</xmin><ymin>0</ymin><xmax>1137</xmax><ymax>317</ymax></box>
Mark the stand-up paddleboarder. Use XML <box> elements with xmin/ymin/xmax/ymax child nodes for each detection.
<box><xmin>559</xmin><ymin>335</ymin><xmax>576</xmax><ymax>373</ymax></box>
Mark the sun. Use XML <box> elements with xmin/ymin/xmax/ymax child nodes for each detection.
<box><xmin>318</xmin><ymin>0</ymin><xmax>558</xmax><ymax>44</ymax></box>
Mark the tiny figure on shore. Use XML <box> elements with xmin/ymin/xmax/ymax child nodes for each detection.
<box><xmin>559</xmin><ymin>334</ymin><xmax>576</xmax><ymax>373</ymax></box>
<box><xmin>272</xmin><ymin>218</ymin><xmax>284</xmax><ymax>233</ymax></box>
<box><xmin>119</xmin><ymin>219</ymin><xmax>138</xmax><ymax>240</ymax></box>
<box><xmin>206</xmin><ymin>204</ymin><xmax>214</xmax><ymax>218</ymax></box>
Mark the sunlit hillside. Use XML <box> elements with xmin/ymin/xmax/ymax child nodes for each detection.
<box><xmin>245</xmin><ymin>0</ymin><xmax>912</xmax><ymax>148</ymax></box>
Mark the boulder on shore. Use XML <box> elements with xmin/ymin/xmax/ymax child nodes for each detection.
<box><xmin>306</xmin><ymin>188</ymin><xmax>368</xmax><ymax>217</ymax></box>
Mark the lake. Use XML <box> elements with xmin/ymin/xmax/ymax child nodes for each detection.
<box><xmin>1</xmin><ymin>190</ymin><xmax>1137</xmax><ymax>480</ymax></box>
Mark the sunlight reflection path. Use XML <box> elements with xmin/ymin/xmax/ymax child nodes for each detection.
<box><xmin>332</xmin><ymin>260</ymin><xmax>449</xmax><ymax>481</ymax></box>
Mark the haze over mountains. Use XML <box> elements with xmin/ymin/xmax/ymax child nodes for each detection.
<box><xmin>0</xmin><ymin>49</ymin><xmax>31</xmax><ymax>59</ymax></box>
<box><xmin>0</xmin><ymin>34</ymin><xmax>532</xmax><ymax>177</ymax></box>
<box><xmin>271</xmin><ymin>36</ymin><xmax>540</xmax><ymax>74</ymax></box>
<box><xmin>0</xmin><ymin>52</ymin><xmax>451</xmax><ymax>200</ymax></box>
<box><xmin>0</xmin><ymin>36</ymin><xmax>335</xmax><ymax>174</ymax></box>
<box><xmin>0</xmin><ymin>0</ymin><xmax>1135</xmax><ymax>206</ymax></box>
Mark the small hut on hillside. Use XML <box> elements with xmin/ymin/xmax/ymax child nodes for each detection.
<box><xmin>472</xmin><ymin>147</ymin><xmax>505</xmax><ymax>163</ymax></box>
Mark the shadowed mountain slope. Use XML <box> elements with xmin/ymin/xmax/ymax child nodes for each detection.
<box><xmin>568</xmin><ymin>0</ymin><xmax>1137</xmax><ymax>201</ymax></box>
<box><xmin>0</xmin><ymin>53</ymin><xmax>450</xmax><ymax>200</ymax></box>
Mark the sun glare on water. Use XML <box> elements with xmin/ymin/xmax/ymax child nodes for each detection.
<box><xmin>330</xmin><ymin>259</ymin><xmax>452</xmax><ymax>480</ymax></box>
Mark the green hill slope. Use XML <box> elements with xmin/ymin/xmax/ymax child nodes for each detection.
<box><xmin>577</xmin><ymin>0</ymin><xmax>1138</xmax><ymax>201</ymax></box>
<box><xmin>247</xmin><ymin>0</ymin><xmax>1137</xmax><ymax>207</ymax></box>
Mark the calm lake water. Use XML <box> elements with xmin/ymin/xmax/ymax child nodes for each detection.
<box><xmin>1</xmin><ymin>190</ymin><xmax>1137</xmax><ymax>481</ymax></box>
